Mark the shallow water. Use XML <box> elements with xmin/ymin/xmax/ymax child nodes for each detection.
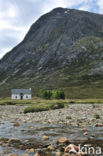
<box><xmin>0</xmin><ymin>119</ymin><xmax>103</xmax><ymax>155</ymax></box>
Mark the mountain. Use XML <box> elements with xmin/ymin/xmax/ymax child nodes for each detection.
<box><xmin>0</xmin><ymin>7</ymin><xmax>103</xmax><ymax>98</ymax></box>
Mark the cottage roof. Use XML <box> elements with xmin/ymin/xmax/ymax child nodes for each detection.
<box><xmin>12</xmin><ymin>89</ymin><xmax>31</xmax><ymax>94</ymax></box>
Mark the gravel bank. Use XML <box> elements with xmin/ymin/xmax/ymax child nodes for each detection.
<box><xmin>0</xmin><ymin>104</ymin><xmax>103</xmax><ymax>127</ymax></box>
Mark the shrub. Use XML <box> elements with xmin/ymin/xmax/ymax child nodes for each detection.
<box><xmin>94</xmin><ymin>113</ymin><xmax>100</xmax><ymax>119</ymax></box>
<box><xmin>40</xmin><ymin>89</ymin><xmax>52</xmax><ymax>99</ymax></box>
<box><xmin>92</xmin><ymin>104</ymin><xmax>98</xmax><ymax>108</ymax></box>
<box><xmin>24</xmin><ymin>105</ymin><xmax>50</xmax><ymax>113</ymax></box>
<box><xmin>40</xmin><ymin>89</ymin><xmax>65</xmax><ymax>99</ymax></box>
<box><xmin>24</xmin><ymin>102</ymin><xmax>65</xmax><ymax>113</ymax></box>
<box><xmin>69</xmin><ymin>100</ymin><xmax>75</xmax><ymax>104</ymax></box>
<box><xmin>57</xmin><ymin>102</ymin><xmax>65</xmax><ymax>108</ymax></box>
<box><xmin>52</xmin><ymin>90</ymin><xmax>65</xmax><ymax>99</ymax></box>
<box><xmin>50</xmin><ymin>102</ymin><xmax>64</xmax><ymax>109</ymax></box>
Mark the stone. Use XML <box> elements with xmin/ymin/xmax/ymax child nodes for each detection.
<box><xmin>56</xmin><ymin>150</ymin><xmax>62</xmax><ymax>156</ymax></box>
<box><xmin>57</xmin><ymin>137</ymin><xmax>69</xmax><ymax>144</ymax></box>
<box><xmin>13</xmin><ymin>122</ymin><xmax>20</xmax><ymax>127</ymax></box>
<box><xmin>48</xmin><ymin>144</ymin><xmax>55</xmax><ymax>150</ymax></box>
<box><xmin>49</xmin><ymin>129</ymin><xmax>54</xmax><ymax>131</ymax></box>
<box><xmin>43</xmin><ymin>136</ymin><xmax>49</xmax><ymax>141</ymax></box>
<box><xmin>4</xmin><ymin>150</ymin><xmax>10</xmax><ymax>154</ymax></box>
<box><xmin>48</xmin><ymin>119</ymin><xmax>52</xmax><ymax>123</ymax></box>
<box><xmin>63</xmin><ymin>154</ymin><xmax>71</xmax><ymax>156</ymax></box>
<box><xmin>91</xmin><ymin>133</ymin><xmax>95</xmax><ymax>137</ymax></box>
<box><xmin>34</xmin><ymin>153</ymin><xmax>40</xmax><ymax>156</ymax></box>
<box><xmin>21</xmin><ymin>154</ymin><xmax>29</xmax><ymax>156</ymax></box>
<box><xmin>95</xmin><ymin>123</ymin><xmax>103</xmax><ymax>127</ymax></box>
<box><xmin>83</xmin><ymin>132</ymin><xmax>88</xmax><ymax>135</ymax></box>
<box><xmin>10</xmin><ymin>138</ymin><xmax>20</xmax><ymax>143</ymax></box>
<box><xmin>77</xmin><ymin>152</ymin><xmax>85</xmax><ymax>156</ymax></box>
<box><xmin>29</xmin><ymin>148</ymin><xmax>35</xmax><ymax>153</ymax></box>
<box><xmin>83</xmin><ymin>128</ymin><xmax>88</xmax><ymax>132</ymax></box>
<box><xmin>2</xmin><ymin>143</ymin><xmax>7</xmax><ymax>147</ymax></box>
<box><xmin>10</xmin><ymin>154</ymin><xmax>18</xmax><ymax>156</ymax></box>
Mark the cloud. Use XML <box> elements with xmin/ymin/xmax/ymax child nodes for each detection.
<box><xmin>97</xmin><ymin>0</ymin><xmax>103</xmax><ymax>13</ymax></box>
<box><xmin>41</xmin><ymin>0</ymin><xmax>91</xmax><ymax>13</ymax></box>
<box><xmin>0</xmin><ymin>0</ymin><xmax>102</xmax><ymax>59</ymax></box>
<box><xmin>8</xmin><ymin>4</ymin><xmax>17</xmax><ymax>18</ymax></box>
<box><xmin>0</xmin><ymin>48</ymin><xmax>10</xmax><ymax>59</ymax></box>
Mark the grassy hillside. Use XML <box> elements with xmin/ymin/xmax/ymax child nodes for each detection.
<box><xmin>0</xmin><ymin>71</ymin><xmax>103</xmax><ymax>99</ymax></box>
<box><xmin>0</xmin><ymin>37</ymin><xmax>103</xmax><ymax>98</ymax></box>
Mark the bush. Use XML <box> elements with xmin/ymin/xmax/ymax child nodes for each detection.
<box><xmin>40</xmin><ymin>89</ymin><xmax>65</xmax><ymax>99</ymax></box>
<box><xmin>40</xmin><ymin>90</ymin><xmax>52</xmax><ymax>99</ymax></box>
<box><xmin>57</xmin><ymin>102</ymin><xmax>65</xmax><ymax>108</ymax></box>
<box><xmin>50</xmin><ymin>102</ymin><xmax>64</xmax><ymax>109</ymax></box>
<box><xmin>52</xmin><ymin>90</ymin><xmax>65</xmax><ymax>99</ymax></box>
<box><xmin>24</xmin><ymin>105</ymin><xmax>50</xmax><ymax>113</ymax></box>
<box><xmin>94</xmin><ymin>113</ymin><xmax>100</xmax><ymax>119</ymax></box>
<box><xmin>69</xmin><ymin>100</ymin><xmax>75</xmax><ymax>104</ymax></box>
<box><xmin>24</xmin><ymin>102</ymin><xmax>65</xmax><ymax>113</ymax></box>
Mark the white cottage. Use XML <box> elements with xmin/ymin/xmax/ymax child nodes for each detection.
<box><xmin>12</xmin><ymin>89</ymin><xmax>31</xmax><ymax>100</ymax></box>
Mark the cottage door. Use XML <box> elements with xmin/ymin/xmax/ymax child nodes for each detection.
<box><xmin>20</xmin><ymin>93</ymin><xmax>24</xmax><ymax>100</ymax></box>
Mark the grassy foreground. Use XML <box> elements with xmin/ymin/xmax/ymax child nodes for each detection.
<box><xmin>0</xmin><ymin>98</ymin><xmax>103</xmax><ymax>113</ymax></box>
<box><xmin>0</xmin><ymin>98</ymin><xmax>103</xmax><ymax>105</ymax></box>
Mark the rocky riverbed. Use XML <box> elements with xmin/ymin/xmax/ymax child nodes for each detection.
<box><xmin>0</xmin><ymin>104</ymin><xmax>103</xmax><ymax>156</ymax></box>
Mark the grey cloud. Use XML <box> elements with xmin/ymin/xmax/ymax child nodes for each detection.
<box><xmin>0</xmin><ymin>30</ymin><xmax>19</xmax><ymax>47</ymax></box>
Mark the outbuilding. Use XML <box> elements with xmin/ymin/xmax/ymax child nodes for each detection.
<box><xmin>12</xmin><ymin>88</ymin><xmax>31</xmax><ymax>100</ymax></box>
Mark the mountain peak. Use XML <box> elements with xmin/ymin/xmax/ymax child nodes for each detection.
<box><xmin>51</xmin><ymin>7</ymin><xmax>68</xmax><ymax>12</ymax></box>
<box><xmin>50</xmin><ymin>7</ymin><xmax>72</xmax><ymax>15</ymax></box>
<box><xmin>0</xmin><ymin>8</ymin><xmax>103</xmax><ymax>98</ymax></box>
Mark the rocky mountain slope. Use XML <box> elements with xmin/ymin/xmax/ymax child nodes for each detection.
<box><xmin>0</xmin><ymin>7</ymin><xmax>103</xmax><ymax>98</ymax></box>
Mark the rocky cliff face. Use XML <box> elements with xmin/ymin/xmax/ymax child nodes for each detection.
<box><xmin>0</xmin><ymin>7</ymin><xmax>103</xmax><ymax>98</ymax></box>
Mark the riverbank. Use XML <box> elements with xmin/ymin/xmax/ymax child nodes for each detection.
<box><xmin>0</xmin><ymin>104</ymin><xmax>103</xmax><ymax>155</ymax></box>
<box><xmin>0</xmin><ymin>104</ymin><xmax>103</xmax><ymax>127</ymax></box>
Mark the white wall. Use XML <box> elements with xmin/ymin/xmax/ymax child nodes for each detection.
<box><xmin>12</xmin><ymin>94</ymin><xmax>31</xmax><ymax>100</ymax></box>
<box><xmin>23</xmin><ymin>94</ymin><xmax>31</xmax><ymax>100</ymax></box>
<box><xmin>12</xmin><ymin>94</ymin><xmax>20</xmax><ymax>100</ymax></box>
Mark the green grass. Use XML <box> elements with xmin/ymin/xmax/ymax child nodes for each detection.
<box><xmin>24</xmin><ymin>102</ymin><xmax>64</xmax><ymax>113</ymax></box>
<box><xmin>0</xmin><ymin>98</ymin><xmax>103</xmax><ymax>113</ymax></box>
<box><xmin>23</xmin><ymin>98</ymin><xmax>103</xmax><ymax>113</ymax></box>
<box><xmin>94</xmin><ymin>113</ymin><xmax>100</xmax><ymax>119</ymax></box>
<box><xmin>0</xmin><ymin>98</ymin><xmax>103</xmax><ymax>106</ymax></box>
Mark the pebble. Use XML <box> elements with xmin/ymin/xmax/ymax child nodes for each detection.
<box><xmin>0</xmin><ymin>104</ymin><xmax>103</xmax><ymax>127</ymax></box>
<box><xmin>4</xmin><ymin>150</ymin><xmax>10</xmax><ymax>154</ymax></box>
<box><xmin>34</xmin><ymin>153</ymin><xmax>40</xmax><ymax>156</ymax></box>
<box><xmin>43</xmin><ymin>136</ymin><xmax>49</xmax><ymax>141</ymax></box>
<box><xmin>29</xmin><ymin>148</ymin><xmax>35</xmax><ymax>153</ymax></box>
<box><xmin>48</xmin><ymin>144</ymin><xmax>55</xmax><ymax>150</ymax></box>
<box><xmin>10</xmin><ymin>154</ymin><xmax>18</xmax><ymax>156</ymax></box>
<box><xmin>57</xmin><ymin>137</ymin><xmax>69</xmax><ymax>144</ymax></box>
<box><xmin>13</xmin><ymin>122</ymin><xmax>20</xmax><ymax>127</ymax></box>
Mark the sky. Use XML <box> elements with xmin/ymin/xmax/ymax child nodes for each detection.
<box><xmin>0</xmin><ymin>0</ymin><xmax>103</xmax><ymax>59</ymax></box>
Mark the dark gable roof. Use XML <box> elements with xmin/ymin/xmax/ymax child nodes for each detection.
<box><xmin>12</xmin><ymin>89</ymin><xmax>31</xmax><ymax>94</ymax></box>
